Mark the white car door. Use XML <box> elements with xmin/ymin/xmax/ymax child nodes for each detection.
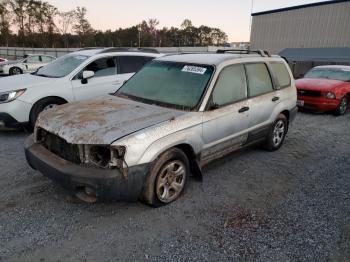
<box><xmin>202</xmin><ymin>64</ymin><xmax>250</xmax><ymax>162</ymax></box>
<box><xmin>71</xmin><ymin>56</ymin><xmax>123</xmax><ymax>101</ymax></box>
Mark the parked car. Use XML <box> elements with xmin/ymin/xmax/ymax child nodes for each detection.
<box><xmin>0</xmin><ymin>54</ymin><xmax>56</xmax><ymax>75</ymax></box>
<box><xmin>296</xmin><ymin>65</ymin><xmax>350</xmax><ymax>115</ymax></box>
<box><xmin>25</xmin><ymin>50</ymin><xmax>297</xmax><ymax>206</ymax></box>
<box><xmin>0</xmin><ymin>48</ymin><xmax>162</xmax><ymax>129</ymax></box>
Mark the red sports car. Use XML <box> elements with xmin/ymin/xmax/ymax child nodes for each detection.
<box><xmin>296</xmin><ymin>65</ymin><xmax>350</xmax><ymax>115</ymax></box>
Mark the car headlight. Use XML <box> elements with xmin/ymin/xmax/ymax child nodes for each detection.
<box><xmin>0</xmin><ymin>89</ymin><xmax>26</xmax><ymax>104</ymax></box>
<box><xmin>87</xmin><ymin>145</ymin><xmax>127</xmax><ymax>170</ymax></box>
<box><xmin>325</xmin><ymin>92</ymin><xmax>336</xmax><ymax>99</ymax></box>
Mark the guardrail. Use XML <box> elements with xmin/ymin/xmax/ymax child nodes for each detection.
<box><xmin>0</xmin><ymin>46</ymin><xmax>232</xmax><ymax>59</ymax></box>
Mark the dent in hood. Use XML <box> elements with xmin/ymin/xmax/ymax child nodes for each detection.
<box><xmin>36</xmin><ymin>96</ymin><xmax>185</xmax><ymax>145</ymax></box>
<box><xmin>0</xmin><ymin>73</ymin><xmax>56</xmax><ymax>93</ymax></box>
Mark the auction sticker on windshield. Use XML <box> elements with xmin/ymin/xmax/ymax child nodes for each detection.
<box><xmin>182</xmin><ymin>65</ymin><xmax>207</xmax><ymax>75</ymax></box>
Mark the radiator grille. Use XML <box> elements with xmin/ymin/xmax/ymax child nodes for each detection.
<box><xmin>297</xmin><ymin>89</ymin><xmax>322</xmax><ymax>97</ymax></box>
<box><xmin>41</xmin><ymin>131</ymin><xmax>81</xmax><ymax>164</ymax></box>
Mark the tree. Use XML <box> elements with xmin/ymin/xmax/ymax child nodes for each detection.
<box><xmin>73</xmin><ymin>6</ymin><xmax>94</xmax><ymax>46</ymax></box>
<box><xmin>56</xmin><ymin>10</ymin><xmax>76</xmax><ymax>47</ymax></box>
<box><xmin>0</xmin><ymin>0</ymin><xmax>11</xmax><ymax>45</ymax></box>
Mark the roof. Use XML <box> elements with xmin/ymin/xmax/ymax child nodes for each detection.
<box><xmin>315</xmin><ymin>65</ymin><xmax>350</xmax><ymax>70</ymax></box>
<box><xmin>279</xmin><ymin>48</ymin><xmax>350</xmax><ymax>63</ymax></box>
<box><xmin>252</xmin><ymin>0</ymin><xmax>349</xmax><ymax>16</ymax></box>
<box><xmin>69</xmin><ymin>48</ymin><xmax>161</xmax><ymax>57</ymax></box>
<box><xmin>156</xmin><ymin>53</ymin><xmax>272</xmax><ymax>66</ymax></box>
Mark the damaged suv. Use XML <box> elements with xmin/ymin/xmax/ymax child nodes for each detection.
<box><xmin>25</xmin><ymin>50</ymin><xmax>297</xmax><ymax>206</ymax></box>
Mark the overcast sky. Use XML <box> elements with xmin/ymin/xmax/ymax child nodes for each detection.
<box><xmin>46</xmin><ymin>0</ymin><xmax>330</xmax><ymax>42</ymax></box>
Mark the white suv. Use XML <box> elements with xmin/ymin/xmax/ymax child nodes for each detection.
<box><xmin>0</xmin><ymin>48</ymin><xmax>162</xmax><ymax>129</ymax></box>
<box><xmin>0</xmin><ymin>54</ymin><xmax>56</xmax><ymax>75</ymax></box>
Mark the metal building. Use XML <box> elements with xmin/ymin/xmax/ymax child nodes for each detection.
<box><xmin>250</xmin><ymin>0</ymin><xmax>350</xmax><ymax>54</ymax></box>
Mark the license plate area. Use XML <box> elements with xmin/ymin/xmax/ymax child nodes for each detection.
<box><xmin>297</xmin><ymin>100</ymin><xmax>304</xmax><ymax>106</ymax></box>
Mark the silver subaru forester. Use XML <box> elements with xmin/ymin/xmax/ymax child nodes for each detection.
<box><xmin>25</xmin><ymin>50</ymin><xmax>297</xmax><ymax>206</ymax></box>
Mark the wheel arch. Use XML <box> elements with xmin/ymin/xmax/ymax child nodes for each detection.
<box><xmin>29</xmin><ymin>96</ymin><xmax>68</xmax><ymax>122</ymax></box>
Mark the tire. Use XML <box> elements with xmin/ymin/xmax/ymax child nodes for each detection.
<box><xmin>29</xmin><ymin>97</ymin><xmax>66</xmax><ymax>128</ymax></box>
<box><xmin>141</xmin><ymin>148</ymin><xmax>190</xmax><ymax>207</ymax></box>
<box><xmin>263</xmin><ymin>114</ymin><xmax>288</xmax><ymax>151</ymax></box>
<box><xmin>334</xmin><ymin>96</ymin><xmax>348</xmax><ymax>116</ymax></box>
<box><xmin>9</xmin><ymin>67</ymin><xmax>22</xmax><ymax>75</ymax></box>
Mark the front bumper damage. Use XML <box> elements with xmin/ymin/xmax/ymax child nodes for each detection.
<box><xmin>25</xmin><ymin>135</ymin><xmax>149</xmax><ymax>202</ymax></box>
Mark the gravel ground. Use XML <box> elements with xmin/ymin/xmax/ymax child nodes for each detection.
<box><xmin>0</xmin><ymin>111</ymin><xmax>349</xmax><ymax>262</ymax></box>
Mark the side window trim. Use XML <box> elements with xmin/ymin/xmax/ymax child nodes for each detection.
<box><xmin>244</xmin><ymin>62</ymin><xmax>276</xmax><ymax>99</ymax></box>
<box><xmin>206</xmin><ymin>63</ymin><xmax>249</xmax><ymax>110</ymax></box>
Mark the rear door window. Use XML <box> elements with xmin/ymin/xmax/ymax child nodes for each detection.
<box><xmin>41</xmin><ymin>56</ymin><xmax>54</xmax><ymax>63</ymax></box>
<box><xmin>118</xmin><ymin>56</ymin><xmax>154</xmax><ymax>74</ymax></box>
<box><xmin>270</xmin><ymin>62</ymin><xmax>291</xmax><ymax>89</ymax></box>
<box><xmin>246</xmin><ymin>63</ymin><xmax>274</xmax><ymax>97</ymax></box>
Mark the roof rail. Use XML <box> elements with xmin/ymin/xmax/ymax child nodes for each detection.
<box><xmin>78</xmin><ymin>47</ymin><xmax>103</xmax><ymax>51</ymax></box>
<box><xmin>216</xmin><ymin>49</ymin><xmax>271</xmax><ymax>57</ymax></box>
<box><xmin>98</xmin><ymin>47</ymin><xmax>160</xmax><ymax>54</ymax></box>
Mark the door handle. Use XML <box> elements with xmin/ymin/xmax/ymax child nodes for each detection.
<box><xmin>238</xmin><ymin>106</ymin><xmax>250</xmax><ymax>113</ymax></box>
<box><xmin>272</xmin><ymin>96</ymin><xmax>280</xmax><ymax>102</ymax></box>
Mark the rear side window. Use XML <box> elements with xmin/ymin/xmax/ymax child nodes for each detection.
<box><xmin>246</xmin><ymin>63</ymin><xmax>274</xmax><ymax>97</ymax></box>
<box><xmin>41</xmin><ymin>56</ymin><xmax>54</xmax><ymax>63</ymax></box>
<box><xmin>118</xmin><ymin>56</ymin><xmax>153</xmax><ymax>74</ymax></box>
<box><xmin>271</xmin><ymin>62</ymin><xmax>291</xmax><ymax>88</ymax></box>
<box><xmin>212</xmin><ymin>64</ymin><xmax>247</xmax><ymax>107</ymax></box>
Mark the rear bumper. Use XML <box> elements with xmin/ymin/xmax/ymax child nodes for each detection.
<box><xmin>297</xmin><ymin>95</ymin><xmax>339</xmax><ymax>112</ymax></box>
<box><xmin>290</xmin><ymin>106</ymin><xmax>298</xmax><ymax>122</ymax></box>
<box><xmin>25</xmin><ymin>135</ymin><xmax>149</xmax><ymax>201</ymax></box>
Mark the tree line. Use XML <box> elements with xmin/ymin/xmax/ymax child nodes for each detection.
<box><xmin>0</xmin><ymin>0</ymin><xmax>228</xmax><ymax>48</ymax></box>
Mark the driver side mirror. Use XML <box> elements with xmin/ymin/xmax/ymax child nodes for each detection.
<box><xmin>81</xmin><ymin>70</ymin><xmax>95</xmax><ymax>84</ymax></box>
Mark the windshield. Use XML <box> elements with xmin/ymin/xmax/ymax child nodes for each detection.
<box><xmin>116</xmin><ymin>61</ymin><xmax>214</xmax><ymax>110</ymax></box>
<box><xmin>34</xmin><ymin>54</ymin><xmax>89</xmax><ymax>78</ymax></box>
<box><xmin>305</xmin><ymin>68</ymin><xmax>350</xmax><ymax>82</ymax></box>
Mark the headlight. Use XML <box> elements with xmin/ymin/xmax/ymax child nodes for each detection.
<box><xmin>0</xmin><ymin>89</ymin><xmax>26</xmax><ymax>104</ymax></box>
<box><xmin>325</xmin><ymin>92</ymin><xmax>336</xmax><ymax>99</ymax></box>
<box><xmin>87</xmin><ymin>145</ymin><xmax>126</xmax><ymax>170</ymax></box>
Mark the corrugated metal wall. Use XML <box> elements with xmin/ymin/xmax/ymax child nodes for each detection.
<box><xmin>250</xmin><ymin>1</ymin><xmax>350</xmax><ymax>54</ymax></box>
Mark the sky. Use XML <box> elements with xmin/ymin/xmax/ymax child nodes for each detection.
<box><xmin>46</xmin><ymin>0</ymin><xmax>330</xmax><ymax>42</ymax></box>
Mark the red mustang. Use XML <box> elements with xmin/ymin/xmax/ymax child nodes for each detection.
<box><xmin>296</xmin><ymin>65</ymin><xmax>350</xmax><ymax>115</ymax></box>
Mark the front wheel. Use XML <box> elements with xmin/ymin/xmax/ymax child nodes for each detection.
<box><xmin>334</xmin><ymin>96</ymin><xmax>348</xmax><ymax>116</ymax></box>
<box><xmin>263</xmin><ymin>114</ymin><xmax>288</xmax><ymax>151</ymax></box>
<box><xmin>9</xmin><ymin>67</ymin><xmax>22</xmax><ymax>75</ymax></box>
<box><xmin>142</xmin><ymin>148</ymin><xmax>189</xmax><ymax>207</ymax></box>
<box><xmin>29</xmin><ymin>97</ymin><xmax>66</xmax><ymax>128</ymax></box>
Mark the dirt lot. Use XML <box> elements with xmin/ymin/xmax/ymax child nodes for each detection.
<box><xmin>0</xmin><ymin>111</ymin><xmax>349</xmax><ymax>262</ymax></box>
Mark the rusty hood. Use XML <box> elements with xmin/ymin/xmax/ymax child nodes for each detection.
<box><xmin>36</xmin><ymin>96</ymin><xmax>185</xmax><ymax>145</ymax></box>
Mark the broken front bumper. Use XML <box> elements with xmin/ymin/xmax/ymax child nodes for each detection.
<box><xmin>24</xmin><ymin>135</ymin><xmax>149</xmax><ymax>201</ymax></box>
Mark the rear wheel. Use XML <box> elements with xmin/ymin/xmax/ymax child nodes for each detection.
<box><xmin>334</xmin><ymin>96</ymin><xmax>348</xmax><ymax>116</ymax></box>
<box><xmin>263</xmin><ymin>114</ymin><xmax>288</xmax><ymax>151</ymax></box>
<box><xmin>9</xmin><ymin>67</ymin><xmax>22</xmax><ymax>75</ymax></box>
<box><xmin>142</xmin><ymin>148</ymin><xmax>189</xmax><ymax>207</ymax></box>
<box><xmin>29</xmin><ymin>97</ymin><xmax>66</xmax><ymax>128</ymax></box>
